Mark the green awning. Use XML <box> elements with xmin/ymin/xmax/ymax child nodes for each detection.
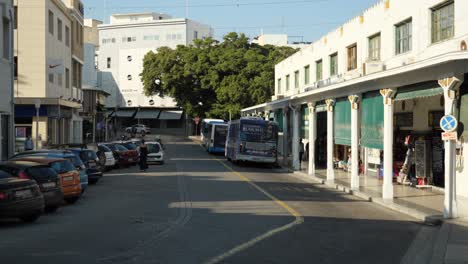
<box><xmin>394</xmin><ymin>81</ymin><xmax>442</xmax><ymax>101</ymax></box>
<box><xmin>301</xmin><ymin>105</ymin><xmax>309</xmax><ymax>139</ymax></box>
<box><xmin>334</xmin><ymin>99</ymin><xmax>351</xmax><ymax>146</ymax></box>
<box><xmin>316</xmin><ymin>104</ymin><xmax>327</xmax><ymax>112</ymax></box>
<box><xmin>361</xmin><ymin>92</ymin><xmax>384</xmax><ymax>149</ymax></box>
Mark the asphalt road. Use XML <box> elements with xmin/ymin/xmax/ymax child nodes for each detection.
<box><xmin>0</xmin><ymin>136</ymin><xmax>421</xmax><ymax>264</ymax></box>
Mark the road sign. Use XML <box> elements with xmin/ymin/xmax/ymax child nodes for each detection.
<box><xmin>440</xmin><ymin>115</ymin><xmax>458</xmax><ymax>132</ymax></box>
<box><xmin>193</xmin><ymin>117</ymin><xmax>200</xmax><ymax>125</ymax></box>
<box><xmin>442</xmin><ymin>131</ymin><xmax>458</xmax><ymax>141</ymax></box>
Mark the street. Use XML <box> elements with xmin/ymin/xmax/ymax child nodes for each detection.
<box><xmin>0</xmin><ymin>136</ymin><xmax>422</xmax><ymax>264</ymax></box>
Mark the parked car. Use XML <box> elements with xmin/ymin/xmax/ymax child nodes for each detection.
<box><xmin>0</xmin><ymin>170</ymin><xmax>44</xmax><ymax>222</ymax></box>
<box><xmin>96</xmin><ymin>144</ymin><xmax>116</xmax><ymax>171</ymax></box>
<box><xmin>11</xmin><ymin>150</ymin><xmax>88</xmax><ymax>192</ymax></box>
<box><xmin>0</xmin><ymin>161</ymin><xmax>63</xmax><ymax>212</ymax></box>
<box><xmin>146</xmin><ymin>142</ymin><xmax>165</xmax><ymax>164</ymax></box>
<box><xmin>14</xmin><ymin>158</ymin><xmax>82</xmax><ymax>204</ymax></box>
<box><xmin>68</xmin><ymin>149</ymin><xmax>103</xmax><ymax>184</ymax></box>
<box><xmin>125</xmin><ymin>124</ymin><xmax>151</xmax><ymax>135</ymax></box>
<box><xmin>101</xmin><ymin>143</ymin><xmax>139</xmax><ymax>167</ymax></box>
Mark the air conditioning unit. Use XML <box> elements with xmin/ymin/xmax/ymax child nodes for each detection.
<box><xmin>364</xmin><ymin>61</ymin><xmax>385</xmax><ymax>75</ymax></box>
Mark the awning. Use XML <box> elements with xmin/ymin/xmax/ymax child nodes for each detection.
<box><xmin>334</xmin><ymin>98</ymin><xmax>351</xmax><ymax>146</ymax></box>
<box><xmin>315</xmin><ymin>104</ymin><xmax>327</xmax><ymax>112</ymax></box>
<box><xmin>394</xmin><ymin>81</ymin><xmax>442</xmax><ymax>101</ymax></box>
<box><xmin>159</xmin><ymin>110</ymin><xmax>183</xmax><ymax>120</ymax></box>
<box><xmin>105</xmin><ymin>110</ymin><xmax>115</xmax><ymax>118</ymax></box>
<box><xmin>361</xmin><ymin>92</ymin><xmax>384</xmax><ymax>149</ymax></box>
<box><xmin>301</xmin><ymin>105</ymin><xmax>309</xmax><ymax>139</ymax></box>
<box><xmin>114</xmin><ymin>109</ymin><xmax>137</xmax><ymax>118</ymax></box>
<box><xmin>135</xmin><ymin>109</ymin><xmax>160</xmax><ymax>119</ymax></box>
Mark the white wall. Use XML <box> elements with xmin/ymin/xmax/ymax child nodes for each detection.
<box><xmin>275</xmin><ymin>0</ymin><xmax>468</xmax><ymax>97</ymax></box>
<box><xmin>82</xmin><ymin>43</ymin><xmax>97</xmax><ymax>89</ymax></box>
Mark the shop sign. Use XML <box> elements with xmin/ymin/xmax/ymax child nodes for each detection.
<box><xmin>440</xmin><ymin>115</ymin><xmax>458</xmax><ymax>132</ymax></box>
<box><xmin>442</xmin><ymin>131</ymin><xmax>458</xmax><ymax>141</ymax></box>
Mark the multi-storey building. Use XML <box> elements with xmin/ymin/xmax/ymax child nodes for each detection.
<box><xmin>98</xmin><ymin>12</ymin><xmax>213</xmax><ymax>135</ymax></box>
<box><xmin>14</xmin><ymin>0</ymin><xmax>84</xmax><ymax>148</ymax></box>
<box><xmin>0</xmin><ymin>0</ymin><xmax>14</xmax><ymax>159</ymax></box>
<box><xmin>242</xmin><ymin>0</ymin><xmax>468</xmax><ymax>218</ymax></box>
<box><xmin>251</xmin><ymin>34</ymin><xmax>311</xmax><ymax>49</ymax></box>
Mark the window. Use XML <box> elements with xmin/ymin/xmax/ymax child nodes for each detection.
<box><xmin>58</xmin><ymin>73</ymin><xmax>63</xmax><ymax>87</ymax></box>
<box><xmin>49</xmin><ymin>73</ymin><xmax>54</xmax><ymax>83</ymax></box>
<box><xmin>65</xmin><ymin>68</ymin><xmax>70</xmax><ymax>88</ymax></box>
<box><xmin>75</xmin><ymin>22</ymin><xmax>79</xmax><ymax>44</ymax></box>
<box><xmin>57</xmin><ymin>19</ymin><xmax>62</xmax><ymax>41</ymax></box>
<box><xmin>395</xmin><ymin>19</ymin><xmax>412</xmax><ymax>54</ymax></box>
<box><xmin>14</xmin><ymin>56</ymin><xmax>17</xmax><ymax>79</ymax></box>
<box><xmin>347</xmin><ymin>44</ymin><xmax>357</xmax><ymax>71</ymax></box>
<box><xmin>194</xmin><ymin>31</ymin><xmax>198</xmax><ymax>39</ymax></box>
<box><xmin>2</xmin><ymin>17</ymin><xmax>10</xmax><ymax>59</ymax></box>
<box><xmin>127</xmin><ymin>56</ymin><xmax>132</xmax><ymax>61</ymax></box>
<box><xmin>107</xmin><ymin>57</ymin><xmax>111</xmax><ymax>68</ymax></box>
<box><xmin>304</xmin><ymin>65</ymin><xmax>310</xmax><ymax>85</ymax></box>
<box><xmin>286</xmin><ymin>75</ymin><xmax>290</xmax><ymax>91</ymax></box>
<box><xmin>65</xmin><ymin>26</ymin><xmax>70</xmax><ymax>47</ymax></box>
<box><xmin>431</xmin><ymin>1</ymin><xmax>454</xmax><ymax>43</ymax></box>
<box><xmin>48</xmin><ymin>11</ymin><xmax>54</xmax><ymax>35</ymax></box>
<box><xmin>368</xmin><ymin>33</ymin><xmax>381</xmax><ymax>61</ymax></box>
<box><xmin>330</xmin><ymin>53</ymin><xmax>338</xmax><ymax>76</ymax></box>
<box><xmin>277</xmin><ymin>78</ymin><xmax>282</xmax><ymax>94</ymax></box>
<box><xmin>294</xmin><ymin>71</ymin><xmax>300</xmax><ymax>89</ymax></box>
<box><xmin>316</xmin><ymin>60</ymin><xmax>323</xmax><ymax>81</ymax></box>
<box><xmin>14</xmin><ymin>7</ymin><xmax>17</xmax><ymax>29</ymax></box>
<box><xmin>127</xmin><ymin>75</ymin><xmax>132</xmax><ymax>80</ymax></box>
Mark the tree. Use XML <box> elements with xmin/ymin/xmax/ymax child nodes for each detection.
<box><xmin>140</xmin><ymin>32</ymin><xmax>297</xmax><ymax>119</ymax></box>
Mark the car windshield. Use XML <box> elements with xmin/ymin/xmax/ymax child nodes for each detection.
<box><xmin>0</xmin><ymin>170</ymin><xmax>12</xmax><ymax>179</ymax></box>
<box><xmin>105</xmin><ymin>144</ymin><xmax>117</xmax><ymax>151</ymax></box>
<box><xmin>115</xmin><ymin>144</ymin><xmax>129</xmax><ymax>152</ymax></box>
<box><xmin>79</xmin><ymin>151</ymin><xmax>98</xmax><ymax>161</ymax></box>
<box><xmin>27</xmin><ymin>167</ymin><xmax>58</xmax><ymax>180</ymax></box>
<box><xmin>50</xmin><ymin>160</ymin><xmax>76</xmax><ymax>174</ymax></box>
<box><xmin>66</xmin><ymin>155</ymin><xmax>84</xmax><ymax>167</ymax></box>
<box><xmin>123</xmin><ymin>143</ymin><xmax>137</xmax><ymax>150</ymax></box>
<box><xmin>99</xmin><ymin>145</ymin><xmax>112</xmax><ymax>152</ymax></box>
<box><xmin>147</xmin><ymin>143</ymin><xmax>160</xmax><ymax>153</ymax></box>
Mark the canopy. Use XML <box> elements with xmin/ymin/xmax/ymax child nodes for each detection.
<box><xmin>159</xmin><ymin>110</ymin><xmax>183</xmax><ymax>120</ymax></box>
<box><xmin>361</xmin><ymin>92</ymin><xmax>384</xmax><ymax>149</ymax></box>
<box><xmin>114</xmin><ymin>109</ymin><xmax>137</xmax><ymax>118</ymax></box>
<box><xmin>134</xmin><ymin>109</ymin><xmax>160</xmax><ymax>119</ymax></box>
<box><xmin>334</xmin><ymin>99</ymin><xmax>351</xmax><ymax>146</ymax></box>
<box><xmin>394</xmin><ymin>81</ymin><xmax>442</xmax><ymax>101</ymax></box>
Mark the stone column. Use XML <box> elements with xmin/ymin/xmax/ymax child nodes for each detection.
<box><xmin>439</xmin><ymin>76</ymin><xmax>462</xmax><ymax>218</ymax></box>
<box><xmin>348</xmin><ymin>95</ymin><xmax>361</xmax><ymax>190</ymax></box>
<box><xmin>292</xmin><ymin>106</ymin><xmax>300</xmax><ymax>171</ymax></box>
<box><xmin>325</xmin><ymin>99</ymin><xmax>335</xmax><ymax>182</ymax></box>
<box><xmin>264</xmin><ymin>110</ymin><xmax>270</xmax><ymax>121</ymax></box>
<box><xmin>308</xmin><ymin>102</ymin><xmax>317</xmax><ymax>176</ymax></box>
<box><xmin>380</xmin><ymin>88</ymin><xmax>397</xmax><ymax>200</ymax></box>
<box><xmin>282</xmin><ymin>107</ymin><xmax>289</xmax><ymax>167</ymax></box>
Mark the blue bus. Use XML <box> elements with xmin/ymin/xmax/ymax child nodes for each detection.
<box><xmin>225</xmin><ymin>117</ymin><xmax>279</xmax><ymax>164</ymax></box>
<box><xmin>201</xmin><ymin>119</ymin><xmax>225</xmax><ymax>145</ymax></box>
<box><xmin>204</xmin><ymin>122</ymin><xmax>228</xmax><ymax>153</ymax></box>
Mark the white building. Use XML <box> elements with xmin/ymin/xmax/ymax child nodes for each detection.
<box><xmin>251</xmin><ymin>34</ymin><xmax>310</xmax><ymax>49</ymax></box>
<box><xmin>0</xmin><ymin>0</ymin><xmax>14</xmax><ymax>159</ymax></box>
<box><xmin>242</xmin><ymin>0</ymin><xmax>468</xmax><ymax>218</ymax></box>
<box><xmin>97</xmin><ymin>12</ymin><xmax>213</xmax><ymax>134</ymax></box>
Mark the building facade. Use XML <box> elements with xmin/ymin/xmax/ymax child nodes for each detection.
<box><xmin>0</xmin><ymin>0</ymin><xmax>14</xmax><ymax>159</ymax></box>
<box><xmin>98</xmin><ymin>13</ymin><xmax>213</xmax><ymax>136</ymax></box>
<box><xmin>14</xmin><ymin>0</ymin><xmax>84</xmax><ymax>150</ymax></box>
<box><xmin>251</xmin><ymin>34</ymin><xmax>311</xmax><ymax>49</ymax></box>
<box><xmin>242</xmin><ymin>0</ymin><xmax>468</xmax><ymax>218</ymax></box>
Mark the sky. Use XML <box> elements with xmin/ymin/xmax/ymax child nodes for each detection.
<box><xmin>82</xmin><ymin>0</ymin><xmax>379</xmax><ymax>43</ymax></box>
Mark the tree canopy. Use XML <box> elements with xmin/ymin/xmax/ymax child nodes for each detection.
<box><xmin>140</xmin><ymin>32</ymin><xmax>297</xmax><ymax>119</ymax></box>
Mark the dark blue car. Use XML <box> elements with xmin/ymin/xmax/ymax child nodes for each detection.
<box><xmin>67</xmin><ymin>149</ymin><xmax>103</xmax><ymax>185</ymax></box>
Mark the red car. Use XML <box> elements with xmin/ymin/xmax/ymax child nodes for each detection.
<box><xmin>102</xmin><ymin>143</ymin><xmax>139</xmax><ymax>167</ymax></box>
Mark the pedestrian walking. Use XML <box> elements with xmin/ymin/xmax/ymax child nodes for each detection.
<box><xmin>138</xmin><ymin>139</ymin><xmax>149</xmax><ymax>171</ymax></box>
<box><xmin>299</xmin><ymin>138</ymin><xmax>304</xmax><ymax>169</ymax></box>
<box><xmin>24</xmin><ymin>136</ymin><xmax>34</xmax><ymax>151</ymax></box>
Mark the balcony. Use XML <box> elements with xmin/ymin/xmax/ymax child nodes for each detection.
<box><xmin>72</xmin><ymin>87</ymin><xmax>83</xmax><ymax>103</ymax></box>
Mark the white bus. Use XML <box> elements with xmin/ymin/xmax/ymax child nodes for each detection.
<box><xmin>201</xmin><ymin>119</ymin><xmax>225</xmax><ymax>145</ymax></box>
<box><xmin>203</xmin><ymin>122</ymin><xmax>228</xmax><ymax>154</ymax></box>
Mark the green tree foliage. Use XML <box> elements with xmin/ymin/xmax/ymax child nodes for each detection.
<box><xmin>141</xmin><ymin>32</ymin><xmax>297</xmax><ymax>119</ymax></box>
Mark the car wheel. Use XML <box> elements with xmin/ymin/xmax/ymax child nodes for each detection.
<box><xmin>159</xmin><ymin>160</ymin><xmax>164</xmax><ymax>165</ymax></box>
<box><xmin>45</xmin><ymin>206</ymin><xmax>59</xmax><ymax>213</ymax></box>
<box><xmin>20</xmin><ymin>213</ymin><xmax>41</xmax><ymax>223</ymax></box>
<box><xmin>65</xmin><ymin>196</ymin><xmax>80</xmax><ymax>204</ymax></box>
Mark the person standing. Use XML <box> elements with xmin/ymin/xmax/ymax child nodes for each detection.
<box><xmin>138</xmin><ymin>139</ymin><xmax>149</xmax><ymax>172</ymax></box>
<box><xmin>24</xmin><ymin>136</ymin><xmax>34</xmax><ymax>151</ymax></box>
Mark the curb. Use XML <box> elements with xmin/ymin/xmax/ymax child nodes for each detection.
<box><xmin>290</xmin><ymin>170</ymin><xmax>443</xmax><ymax>225</ymax></box>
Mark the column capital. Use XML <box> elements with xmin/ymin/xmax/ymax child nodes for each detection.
<box><xmin>348</xmin><ymin>94</ymin><xmax>361</xmax><ymax>110</ymax></box>
<box><xmin>380</xmin><ymin>88</ymin><xmax>397</xmax><ymax>105</ymax></box>
<box><xmin>325</xmin><ymin>99</ymin><xmax>335</xmax><ymax>112</ymax></box>
<box><xmin>307</xmin><ymin>102</ymin><xmax>316</xmax><ymax>113</ymax></box>
<box><xmin>439</xmin><ymin>76</ymin><xmax>463</xmax><ymax>100</ymax></box>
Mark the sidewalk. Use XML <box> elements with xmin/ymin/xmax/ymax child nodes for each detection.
<box><xmin>431</xmin><ymin>219</ymin><xmax>468</xmax><ymax>264</ymax></box>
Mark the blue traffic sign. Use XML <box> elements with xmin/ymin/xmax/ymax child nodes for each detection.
<box><xmin>440</xmin><ymin>115</ymin><xmax>458</xmax><ymax>132</ymax></box>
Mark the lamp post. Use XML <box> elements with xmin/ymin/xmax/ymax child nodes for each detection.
<box><xmin>34</xmin><ymin>99</ymin><xmax>41</xmax><ymax>149</ymax></box>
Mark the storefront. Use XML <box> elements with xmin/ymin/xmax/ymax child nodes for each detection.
<box><xmin>333</xmin><ymin>98</ymin><xmax>352</xmax><ymax>172</ymax></box>
<box><xmin>361</xmin><ymin>91</ymin><xmax>384</xmax><ymax>176</ymax></box>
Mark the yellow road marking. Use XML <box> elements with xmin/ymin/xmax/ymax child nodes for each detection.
<box><xmin>197</xmin><ymin>143</ymin><xmax>304</xmax><ymax>264</ymax></box>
